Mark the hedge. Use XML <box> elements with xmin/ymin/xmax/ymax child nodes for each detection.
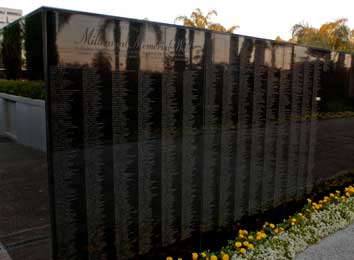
<box><xmin>0</xmin><ymin>80</ymin><xmax>45</xmax><ymax>100</ymax></box>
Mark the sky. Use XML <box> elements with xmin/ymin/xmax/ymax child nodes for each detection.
<box><xmin>1</xmin><ymin>0</ymin><xmax>354</xmax><ymax>40</ymax></box>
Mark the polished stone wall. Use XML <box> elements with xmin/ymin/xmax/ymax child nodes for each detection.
<box><xmin>37</xmin><ymin>7</ymin><xmax>354</xmax><ymax>260</ymax></box>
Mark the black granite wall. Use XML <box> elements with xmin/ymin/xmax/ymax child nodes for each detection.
<box><xmin>38</xmin><ymin>7</ymin><xmax>354</xmax><ymax>260</ymax></box>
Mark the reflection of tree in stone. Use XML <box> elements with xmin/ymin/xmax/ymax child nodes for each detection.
<box><xmin>2</xmin><ymin>21</ymin><xmax>22</xmax><ymax>79</ymax></box>
<box><xmin>24</xmin><ymin>12</ymin><xmax>43</xmax><ymax>80</ymax></box>
<box><xmin>321</xmin><ymin>51</ymin><xmax>354</xmax><ymax>113</ymax></box>
<box><xmin>58</xmin><ymin>12</ymin><xmax>73</xmax><ymax>32</ymax></box>
<box><xmin>127</xmin><ymin>21</ymin><xmax>142</xmax><ymax>70</ymax></box>
<box><xmin>188</xmin><ymin>30</ymin><xmax>195</xmax><ymax>68</ymax></box>
<box><xmin>113</xmin><ymin>20</ymin><xmax>121</xmax><ymax>71</ymax></box>
<box><xmin>95</xmin><ymin>18</ymin><xmax>121</xmax><ymax>71</ymax></box>
<box><xmin>92</xmin><ymin>51</ymin><xmax>112</xmax><ymax>74</ymax></box>
<box><xmin>47</xmin><ymin>11</ymin><xmax>59</xmax><ymax>66</ymax></box>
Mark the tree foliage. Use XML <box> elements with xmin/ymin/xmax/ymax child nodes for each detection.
<box><xmin>290</xmin><ymin>18</ymin><xmax>354</xmax><ymax>52</ymax></box>
<box><xmin>175</xmin><ymin>8</ymin><xmax>239</xmax><ymax>33</ymax></box>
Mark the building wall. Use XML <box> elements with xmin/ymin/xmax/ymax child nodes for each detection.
<box><xmin>0</xmin><ymin>7</ymin><xmax>22</xmax><ymax>29</ymax></box>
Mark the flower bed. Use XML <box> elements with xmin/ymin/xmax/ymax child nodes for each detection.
<box><xmin>165</xmin><ymin>172</ymin><xmax>354</xmax><ymax>260</ymax></box>
<box><xmin>190</xmin><ymin>184</ymin><xmax>354</xmax><ymax>260</ymax></box>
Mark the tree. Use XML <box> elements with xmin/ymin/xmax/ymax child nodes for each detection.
<box><xmin>318</xmin><ymin>18</ymin><xmax>352</xmax><ymax>51</ymax></box>
<box><xmin>275</xmin><ymin>36</ymin><xmax>285</xmax><ymax>42</ymax></box>
<box><xmin>175</xmin><ymin>8</ymin><xmax>239</xmax><ymax>33</ymax></box>
<box><xmin>290</xmin><ymin>18</ymin><xmax>354</xmax><ymax>52</ymax></box>
<box><xmin>291</xmin><ymin>22</ymin><xmax>322</xmax><ymax>46</ymax></box>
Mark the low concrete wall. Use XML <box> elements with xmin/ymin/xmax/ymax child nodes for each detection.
<box><xmin>0</xmin><ymin>93</ymin><xmax>46</xmax><ymax>152</ymax></box>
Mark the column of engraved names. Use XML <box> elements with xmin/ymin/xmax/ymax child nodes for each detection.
<box><xmin>286</xmin><ymin>48</ymin><xmax>304</xmax><ymax>200</ymax></box>
<box><xmin>49</xmin><ymin>66</ymin><xmax>88</xmax><ymax>259</ymax></box>
<box><xmin>235</xmin><ymin>37</ymin><xmax>255</xmax><ymax>220</ymax></box>
<box><xmin>202</xmin><ymin>61</ymin><xmax>223</xmax><ymax>232</ymax></box>
<box><xmin>161</xmin><ymin>70</ymin><xmax>183</xmax><ymax>246</ymax></box>
<box><xmin>262</xmin><ymin>45</ymin><xmax>281</xmax><ymax>210</ymax></box>
<box><xmin>297</xmin><ymin>60</ymin><xmax>314</xmax><ymax>199</ymax></box>
<box><xmin>249</xmin><ymin>41</ymin><xmax>268</xmax><ymax>215</ymax></box>
<box><xmin>306</xmin><ymin>58</ymin><xmax>321</xmax><ymax>194</ymax></box>
<box><xmin>82</xmin><ymin>68</ymin><xmax>109</xmax><ymax>259</ymax></box>
<box><xmin>138</xmin><ymin>72</ymin><xmax>162</xmax><ymax>254</ymax></box>
<box><xmin>112</xmin><ymin>71</ymin><xmax>139</xmax><ymax>260</ymax></box>
<box><xmin>273</xmin><ymin>46</ymin><xmax>293</xmax><ymax>207</ymax></box>
<box><xmin>181</xmin><ymin>69</ymin><xmax>203</xmax><ymax>240</ymax></box>
<box><xmin>219</xmin><ymin>38</ymin><xmax>239</xmax><ymax>227</ymax></box>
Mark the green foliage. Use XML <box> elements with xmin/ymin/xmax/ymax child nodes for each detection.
<box><xmin>0</xmin><ymin>79</ymin><xmax>45</xmax><ymax>99</ymax></box>
<box><xmin>175</xmin><ymin>8</ymin><xmax>239</xmax><ymax>33</ymax></box>
<box><xmin>291</xmin><ymin>18</ymin><xmax>354</xmax><ymax>52</ymax></box>
<box><xmin>1</xmin><ymin>22</ymin><xmax>23</xmax><ymax>79</ymax></box>
<box><xmin>24</xmin><ymin>12</ymin><xmax>44</xmax><ymax>80</ymax></box>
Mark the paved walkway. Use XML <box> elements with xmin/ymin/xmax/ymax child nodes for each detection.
<box><xmin>0</xmin><ymin>135</ymin><xmax>50</xmax><ymax>260</ymax></box>
<box><xmin>295</xmin><ymin>222</ymin><xmax>354</xmax><ymax>260</ymax></box>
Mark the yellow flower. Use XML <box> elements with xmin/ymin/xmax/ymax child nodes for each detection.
<box><xmin>269</xmin><ymin>223</ymin><xmax>275</xmax><ymax>229</ymax></box>
<box><xmin>243</xmin><ymin>241</ymin><xmax>249</xmax><ymax>247</ymax></box>
<box><xmin>274</xmin><ymin>228</ymin><xmax>279</xmax><ymax>234</ymax></box>
<box><xmin>248</xmin><ymin>235</ymin><xmax>254</xmax><ymax>240</ymax></box>
<box><xmin>247</xmin><ymin>243</ymin><xmax>254</xmax><ymax>249</ymax></box>
<box><xmin>239</xmin><ymin>234</ymin><xmax>244</xmax><ymax>239</ymax></box>
<box><xmin>222</xmin><ymin>255</ymin><xmax>229</xmax><ymax>260</ymax></box>
<box><xmin>291</xmin><ymin>218</ymin><xmax>297</xmax><ymax>223</ymax></box>
<box><xmin>201</xmin><ymin>253</ymin><xmax>206</xmax><ymax>258</ymax></box>
<box><xmin>239</xmin><ymin>248</ymin><xmax>246</xmax><ymax>254</ymax></box>
<box><xmin>307</xmin><ymin>198</ymin><xmax>312</xmax><ymax>204</ymax></box>
<box><xmin>210</xmin><ymin>255</ymin><xmax>217</xmax><ymax>260</ymax></box>
<box><xmin>178</xmin><ymin>258</ymin><xmax>182</xmax><ymax>260</ymax></box>
<box><xmin>235</xmin><ymin>241</ymin><xmax>242</xmax><ymax>248</ymax></box>
<box><xmin>346</xmin><ymin>192</ymin><xmax>351</xmax><ymax>197</ymax></box>
<box><xmin>192</xmin><ymin>253</ymin><xmax>198</xmax><ymax>260</ymax></box>
<box><xmin>166</xmin><ymin>257</ymin><xmax>173</xmax><ymax>260</ymax></box>
<box><xmin>239</xmin><ymin>229</ymin><xmax>248</xmax><ymax>235</ymax></box>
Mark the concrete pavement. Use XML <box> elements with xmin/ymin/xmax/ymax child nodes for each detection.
<box><xmin>0</xmin><ymin>135</ymin><xmax>50</xmax><ymax>260</ymax></box>
<box><xmin>295</xmin><ymin>222</ymin><xmax>354</xmax><ymax>260</ymax></box>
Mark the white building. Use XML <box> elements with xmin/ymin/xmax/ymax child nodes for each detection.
<box><xmin>0</xmin><ymin>7</ymin><xmax>22</xmax><ymax>29</ymax></box>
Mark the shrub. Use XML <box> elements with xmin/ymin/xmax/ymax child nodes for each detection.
<box><xmin>0</xmin><ymin>79</ymin><xmax>45</xmax><ymax>100</ymax></box>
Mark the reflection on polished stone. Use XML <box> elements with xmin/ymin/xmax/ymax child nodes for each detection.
<box><xmin>17</xmin><ymin>7</ymin><xmax>353</xmax><ymax>260</ymax></box>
